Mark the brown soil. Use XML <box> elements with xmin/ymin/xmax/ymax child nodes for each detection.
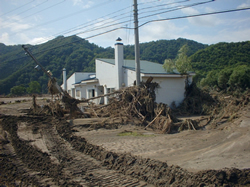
<box><xmin>0</xmin><ymin>96</ymin><xmax>250</xmax><ymax>186</ymax></box>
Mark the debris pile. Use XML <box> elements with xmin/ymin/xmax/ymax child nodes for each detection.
<box><xmin>85</xmin><ymin>80</ymin><xmax>201</xmax><ymax>134</ymax></box>
<box><xmin>173</xmin><ymin>82</ymin><xmax>216</xmax><ymax>115</ymax></box>
<box><xmin>207</xmin><ymin>90</ymin><xmax>250</xmax><ymax>128</ymax></box>
<box><xmin>34</xmin><ymin>77</ymin><xmax>250</xmax><ymax>133</ymax></box>
<box><xmin>28</xmin><ymin>95</ymin><xmax>64</xmax><ymax>117</ymax></box>
<box><xmin>29</xmin><ymin>79</ymin><xmax>210</xmax><ymax>133</ymax></box>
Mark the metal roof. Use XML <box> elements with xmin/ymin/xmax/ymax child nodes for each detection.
<box><xmin>74</xmin><ymin>77</ymin><xmax>97</xmax><ymax>85</ymax></box>
<box><xmin>97</xmin><ymin>58</ymin><xmax>179</xmax><ymax>74</ymax></box>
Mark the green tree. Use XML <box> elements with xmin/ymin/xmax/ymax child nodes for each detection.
<box><xmin>162</xmin><ymin>59</ymin><xmax>175</xmax><ymax>73</ymax></box>
<box><xmin>10</xmin><ymin>85</ymin><xmax>26</xmax><ymax>96</ymax></box>
<box><xmin>26</xmin><ymin>81</ymin><xmax>41</xmax><ymax>94</ymax></box>
<box><xmin>217</xmin><ymin>68</ymin><xmax>233</xmax><ymax>90</ymax></box>
<box><xmin>163</xmin><ymin>44</ymin><xmax>192</xmax><ymax>74</ymax></box>
<box><xmin>175</xmin><ymin>44</ymin><xmax>192</xmax><ymax>74</ymax></box>
<box><xmin>200</xmin><ymin>71</ymin><xmax>219</xmax><ymax>89</ymax></box>
<box><xmin>228</xmin><ymin>65</ymin><xmax>250</xmax><ymax>90</ymax></box>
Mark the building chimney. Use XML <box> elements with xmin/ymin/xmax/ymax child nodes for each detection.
<box><xmin>115</xmin><ymin>37</ymin><xmax>124</xmax><ymax>90</ymax></box>
<box><xmin>63</xmin><ymin>68</ymin><xmax>67</xmax><ymax>91</ymax></box>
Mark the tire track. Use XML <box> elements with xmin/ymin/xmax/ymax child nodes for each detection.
<box><xmin>42</xmin><ymin>123</ymin><xmax>151</xmax><ymax>186</ymax></box>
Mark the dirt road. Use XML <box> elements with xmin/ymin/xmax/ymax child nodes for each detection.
<box><xmin>0</xmin><ymin>97</ymin><xmax>250</xmax><ymax>186</ymax></box>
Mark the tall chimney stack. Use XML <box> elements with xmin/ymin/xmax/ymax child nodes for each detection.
<box><xmin>115</xmin><ymin>37</ymin><xmax>123</xmax><ymax>90</ymax></box>
<box><xmin>63</xmin><ymin>68</ymin><xmax>67</xmax><ymax>91</ymax></box>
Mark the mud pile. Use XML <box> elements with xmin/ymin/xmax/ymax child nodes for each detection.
<box><xmin>0</xmin><ymin>115</ymin><xmax>80</xmax><ymax>186</ymax></box>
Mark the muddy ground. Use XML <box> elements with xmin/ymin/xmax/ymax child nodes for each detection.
<box><xmin>0</xmin><ymin>97</ymin><xmax>250</xmax><ymax>186</ymax></box>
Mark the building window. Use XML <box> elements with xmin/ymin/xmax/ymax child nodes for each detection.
<box><xmin>76</xmin><ymin>90</ymin><xmax>80</xmax><ymax>97</ymax></box>
<box><xmin>88</xmin><ymin>89</ymin><xmax>95</xmax><ymax>98</ymax></box>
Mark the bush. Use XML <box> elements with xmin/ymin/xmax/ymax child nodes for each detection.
<box><xmin>10</xmin><ymin>85</ymin><xmax>26</xmax><ymax>96</ymax></box>
<box><xmin>26</xmin><ymin>81</ymin><xmax>41</xmax><ymax>94</ymax></box>
<box><xmin>228</xmin><ymin>65</ymin><xmax>250</xmax><ymax>90</ymax></box>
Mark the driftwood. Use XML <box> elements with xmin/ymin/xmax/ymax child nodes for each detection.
<box><xmin>80</xmin><ymin>91</ymin><xmax>121</xmax><ymax>103</ymax></box>
<box><xmin>145</xmin><ymin>109</ymin><xmax>163</xmax><ymax>129</ymax></box>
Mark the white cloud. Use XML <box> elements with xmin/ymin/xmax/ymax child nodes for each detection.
<box><xmin>78</xmin><ymin>17</ymin><xmax>129</xmax><ymax>47</ymax></box>
<box><xmin>2</xmin><ymin>15</ymin><xmax>32</xmax><ymax>32</ymax></box>
<box><xmin>72</xmin><ymin>0</ymin><xmax>83</xmax><ymax>6</ymax></box>
<box><xmin>27</xmin><ymin>37</ymin><xmax>50</xmax><ymax>45</ymax></box>
<box><xmin>140</xmin><ymin>20</ymin><xmax>186</xmax><ymax>42</ymax></box>
<box><xmin>72</xmin><ymin>0</ymin><xmax>94</xmax><ymax>9</ymax></box>
<box><xmin>177</xmin><ymin>27</ymin><xmax>250</xmax><ymax>45</ymax></box>
<box><xmin>238</xmin><ymin>0</ymin><xmax>250</xmax><ymax>8</ymax></box>
<box><xmin>0</xmin><ymin>33</ymin><xmax>10</xmax><ymax>44</ymax></box>
<box><xmin>182</xmin><ymin>7</ymin><xmax>222</xmax><ymax>27</ymax></box>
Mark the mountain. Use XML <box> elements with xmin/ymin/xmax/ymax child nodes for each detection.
<box><xmin>0</xmin><ymin>36</ymin><xmax>207</xmax><ymax>95</ymax></box>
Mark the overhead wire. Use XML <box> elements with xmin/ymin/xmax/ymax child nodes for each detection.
<box><xmin>51</xmin><ymin>0</ymin><xmax>214</xmax><ymax>39</ymax></box>
<box><xmin>28</xmin><ymin>6</ymin><xmax>250</xmax><ymax>54</ymax></box>
<box><xmin>138</xmin><ymin>7</ymin><xmax>250</xmax><ymax>28</ymax></box>
<box><xmin>4</xmin><ymin>0</ymin><xmax>48</xmax><ymax>19</ymax></box>
<box><xmin>33</xmin><ymin>0</ymin><xmax>190</xmax><ymax>45</ymax></box>
<box><xmin>139</xmin><ymin>0</ymin><xmax>215</xmax><ymax>20</ymax></box>
<box><xmin>126</xmin><ymin>4</ymin><xmax>134</xmax><ymax>44</ymax></box>
<box><xmin>0</xmin><ymin>0</ymin><xmax>35</xmax><ymax>17</ymax></box>
<box><xmin>7</xmin><ymin>0</ymin><xmax>113</xmax><ymax>38</ymax></box>
<box><xmin>31</xmin><ymin>4</ymin><xmax>133</xmax><ymax>46</ymax></box>
<box><xmin>7</xmin><ymin>0</ymin><xmax>215</xmax><ymax>51</ymax></box>
<box><xmin>3</xmin><ymin>6</ymin><xmax>249</xmax><ymax>65</ymax></box>
<box><xmin>139</xmin><ymin>0</ymin><xmax>189</xmax><ymax>11</ymax></box>
<box><xmin>138</xmin><ymin>0</ymin><xmax>168</xmax><ymax>6</ymax></box>
<box><xmin>2</xmin><ymin>0</ymin><xmax>66</xmax><ymax>28</ymax></box>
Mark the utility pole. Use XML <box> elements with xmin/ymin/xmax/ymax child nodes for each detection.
<box><xmin>133</xmin><ymin>0</ymin><xmax>140</xmax><ymax>86</ymax></box>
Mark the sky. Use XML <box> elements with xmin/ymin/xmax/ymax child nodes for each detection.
<box><xmin>0</xmin><ymin>0</ymin><xmax>250</xmax><ymax>48</ymax></box>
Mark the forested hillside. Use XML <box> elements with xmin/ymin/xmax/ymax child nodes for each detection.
<box><xmin>0</xmin><ymin>36</ymin><xmax>206</xmax><ymax>94</ymax></box>
<box><xmin>190</xmin><ymin>41</ymin><xmax>250</xmax><ymax>75</ymax></box>
<box><xmin>190</xmin><ymin>41</ymin><xmax>250</xmax><ymax>92</ymax></box>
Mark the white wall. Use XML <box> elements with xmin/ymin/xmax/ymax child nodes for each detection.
<box><xmin>123</xmin><ymin>68</ymin><xmax>136</xmax><ymax>87</ymax></box>
<box><xmin>142</xmin><ymin>76</ymin><xmax>186</xmax><ymax>106</ymax></box>
<box><xmin>61</xmin><ymin>72</ymin><xmax>95</xmax><ymax>97</ymax></box>
<box><xmin>96</xmin><ymin>59</ymin><xmax>117</xmax><ymax>89</ymax></box>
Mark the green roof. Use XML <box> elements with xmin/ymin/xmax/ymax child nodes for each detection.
<box><xmin>97</xmin><ymin>58</ymin><xmax>179</xmax><ymax>74</ymax></box>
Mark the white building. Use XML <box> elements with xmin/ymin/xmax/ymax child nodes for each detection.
<box><xmin>61</xmin><ymin>39</ymin><xmax>194</xmax><ymax>106</ymax></box>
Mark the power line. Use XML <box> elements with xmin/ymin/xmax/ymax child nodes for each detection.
<box><xmin>0</xmin><ymin>0</ymin><xmax>35</xmax><ymax>17</ymax></box>
<box><xmin>139</xmin><ymin>0</ymin><xmax>215</xmax><ymax>20</ymax></box>
<box><xmin>35</xmin><ymin>7</ymin><xmax>250</xmax><ymax>54</ymax></box>
<box><xmin>4</xmin><ymin>0</ymin><xmax>48</xmax><ymax>19</ymax></box>
<box><xmin>3</xmin><ymin>0</ymin><xmax>66</xmax><ymax>28</ymax></box>
<box><xmin>139</xmin><ymin>2</ymin><xmax>190</xmax><ymax>16</ymax></box>
<box><xmin>12</xmin><ymin>0</ymin><xmax>216</xmax><ymax>50</ymax></box>
<box><xmin>139</xmin><ymin>0</ymin><xmax>189</xmax><ymax>11</ymax></box>
<box><xmin>126</xmin><ymin>5</ymin><xmax>134</xmax><ymax>44</ymax></box>
<box><xmin>31</xmin><ymin>27</ymin><xmax>127</xmax><ymax>55</ymax></box>
<box><xmin>49</xmin><ymin>0</ymin><xmax>213</xmax><ymax>39</ymax></box>
<box><xmin>31</xmin><ymin>4</ymin><xmax>133</xmax><ymax>46</ymax></box>
<box><xmin>138</xmin><ymin>0</ymin><xmax>168</xmax><ymax>6</ymax></box>
<box><xmin>2</xmin><ymin>6</ymin><xmax>250</xmax><ymax>64</ymax></box>
<box><xmin>138</xmin><ymin>7</ymin><xmax>250</xmax><ymax>28</ymax></box>
<box><xmin>7</xmin><ymin>0</ymin><xmax>113</xmax><ymax>38</ymax></box>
